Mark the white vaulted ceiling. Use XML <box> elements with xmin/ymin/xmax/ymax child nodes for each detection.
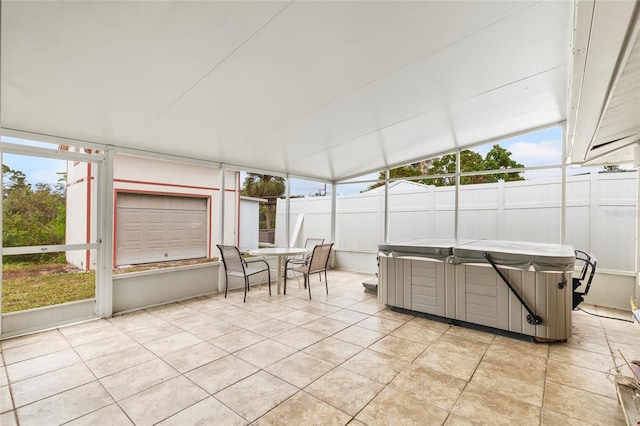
<box><xmin>1</xmin><ymin>1</ymin><xmax>637</xmax><ymax>182</ymax></box>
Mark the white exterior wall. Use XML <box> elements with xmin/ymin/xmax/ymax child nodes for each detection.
<box><xmin>66</xmin><ymin>154</ymin><xmax>243</xmax><ymax>268</ymax></box>
<box><xmin>239</xmin><ymin>197</ymin><xmax>263</xmax><ymax>251</ymax></box>
<box><xmin>66</xmin><ymin>160</ymin><xmax>98</xmax><ymax>270</ymax></box>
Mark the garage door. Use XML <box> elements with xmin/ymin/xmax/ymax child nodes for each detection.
<box><xmin>116</xmin><ymin>193</ymin><xmax>208</xmax><ymax>266</ymax></box>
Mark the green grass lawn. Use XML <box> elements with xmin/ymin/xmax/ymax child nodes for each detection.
<box><xmin>1</xmin><ymin>258</ymin><xmax>217</xmax><ymax>313</ymax></box>
<box><xmin>2</xmin><ymin>263</ymin><xmax>95</xmax><ymax>313</ymax></box>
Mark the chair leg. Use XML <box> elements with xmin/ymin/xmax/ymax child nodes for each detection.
<box><xmin>267</xmin><ymin>268</ymin><xmax>271</xmax><ymax>296</ymax></box>
<box><xmin>324</xmin><ymin>270</ymin><xmax>328</xmax><ymax>294</ymax></box>
<box><xmin>224</xmin><ymin>273</ymin><xmax>229</xmax><ymax>298</ymax></box>
<box><xmin>284</xmin><ymin>268</ymin><xmax>287</xmax><ymax>295</ymax></box>
<box><xmin>243</xmin><ymin>277</ymin><xmax>248</xmax><ymax>303</ymax></box>
<box><xmin>307</xmin><ymin>274</ymin><xmax>312</xmax><ymax>299</ymax></box>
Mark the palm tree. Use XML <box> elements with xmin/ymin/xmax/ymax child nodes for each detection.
<box><xmin>242</xmin><ymin>174</ymin><xmax>286</xmax><ymax>229</ymax></box>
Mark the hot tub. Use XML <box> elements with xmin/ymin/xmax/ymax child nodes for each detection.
<box><xmin>378</xmin><ymin>239</ymin><xmax>575</xmax><ymax>341</ymax></box>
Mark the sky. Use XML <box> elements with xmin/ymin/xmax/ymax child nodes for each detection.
<box><xmin>0</xmin><ymin>126</ymin><xmax>614</xmax><ymax>195</ymax></box>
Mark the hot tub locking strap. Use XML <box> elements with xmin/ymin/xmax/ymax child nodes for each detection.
<box><xmin>483</xmin><ymin>252</ymin><xmax>543</xmax><ymax>325</ymax></box>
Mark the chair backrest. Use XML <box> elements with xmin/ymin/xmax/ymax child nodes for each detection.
<box><xmin>217</xmin><ymin>245</ymin><xmax>245</xmax><ymax>274</ymax></box>
<box><xmin>304</xmin><ymin>238</ymin><xmax>324</xmax><ymax>249</ymax></box>
<box><xmin>308</xmin><ymin>243</ymin><xmax>333</xmax><ymax>274</ymax></box>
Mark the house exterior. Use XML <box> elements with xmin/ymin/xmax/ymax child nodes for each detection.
<box><xmin>65</xmin><ymin>151</ymin><xmax>259</xmax><ymax>270</ymax></box>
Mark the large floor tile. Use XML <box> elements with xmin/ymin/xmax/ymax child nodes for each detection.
<box><xmin>185</xmin><ymin>355</ymin><xmax>259</xmax><ymax>394</ymax></box>
<box><xmin>452</xmin><ymin>382</ymin><xmax>541</xmax><ymax>425</ymax></box>
<box><xmin>107</xmin><ymin>310</ymin><xmax>169</xmax><ymax>333</ymax></box>
<box><xmin>356</xmin><ymin>385</ymin><xmax>449</xmax><ymax>425</ymax></box>
<box><xmin>73</xmin><ymin>334</ymin><xmax>139</xmax><ymax>361</ymax></box>
<box><xmin>543</xmin><ymin>380</ymin><xmax>625</xmax><ymax>425</ymax></box>
<box><xmin>546</xmin><ymin>359</ymin><xmax>617</xmax><ymax>399</ymax></box>
<box><xmin>157</xmin><ymin>396</ymin><xmax>245</xmax><ymax>425</ymax></box>
<box><xmin>271</xmin><ymin>327</ymin><xmax>326</xmax><ymax>350</ymax></box>
<box><xmin>301</xmin><ymin>317</ymin><xmax>350</xmax><ymax>336</ymax></box>
<box><xmin>390</xmin><ymin>363</ymin><xmax>467</xmax><ymax>411</ymax></box>
<box><xmin>1</xmin><ymin>385</ymin><xmax>13</xmax><ymax>413</ymax></box>
<box><xmin>0</xmin><ymin>411</ymin><xmax>18</xmax><ymax>426</ymax></box>
<box><xmin>162</xmin><ymin>341</ymin><xmax>228</xmax><ymax>373</ymax></box>
<box><xmin>61</xmin><ymin>322</ymin><xmax>125</xmax><ymax>347</ymax></box>
<box><xmin>100</xmin><ymin>358</ymin><xmax>179</xmax><ymax>401</ymax></box>
<box><xmin>2</xmin><ymin>334</ymin><xmax>71</xmax><ymax>365</ymax></box>
<box><xmin>1</xmin><ymin>330</ymin><xmax>64</xmax><ymax>351</ymax></box>
<box><xmin>341</xmin><ymin>348</ymin><xmax>408</xmax><ymax>384</ymax></box>
<box><xmin>215</xmin><ymin>371</ymin><xmax>297</xmax><ymax>422</ymax></box>
<box><xmin>210</xmin><ymin>329</ymin><xmax>266</xmax><ymax>353</ymax></box>
<box><xmin>303</xmin><ymin>337</ymin><xmax>362</xmax><ymax>365</ymax></box>
<box><xmin>11</xmin><ymin>363</ymin><xmax>95</xmax><ymax>407</ymax></box>
<box><xmin>356</xmin><ymin>316</ymin><xmax>404</xmax><ymax>334</ymax></box>
<box><xmin>549</xmin><ymin>344</ymin><xmax>616</xmax><ymax>372</ymax></box>
<box><xmin>368</xmin><ymin>335</ymin><xmax>427</xmax><ymax>362</ymax></box>
<box><xmin>326</xmin><ymin>308</ymin><xmax>370</xmax><ymax>324</ymax></box>
<box><xmin>15</xmin><ymin>381</ymin><xmax>113</xmax><ymax>426</ymax></box>
<box><xmin>332</xmin><ymin>325</ymin><xmax>385</xmax><ymax>348</ymax></box>
<box><xmin>278</xmin><ymin>310</ymin><xmax>322</xmax><ymax>326</ymax></box>
<box><xmin>413</xmin><ymin>347</ymin><xmax>480</xmax><ymax>381</ymax></box>
<box><xmin>243</xmin><ymin>318</ymin><xmax>297</xmax><ymax>338</ymax></box>
<box><xmin>124</xmin><ymin>322</ymin><xmax>183</xmax><ymax>344</ymax></box>
<box><xmin>428</xmin><ymin>333</ymin><xmax>489</xmax><ymax>360</ymax></box>
<box><xmin>254</xmin><ymin>391</ymin><xmax>350</xmax><ymax>425</ymax></box>
<box><xmin>234</xmin><ymin>339</ymin><xmax>298</xmax><ymax>369</ymax></box>
<box><xmin>5</xmin><ymin>348</ymin><xmax>82</xmax><ymax>383</ymax></box>
<box><xmin>299</xmin><ymin>302</ymin><xmax>342</xmax><ymax>316</ymax></box>
<box><xmin>85</xmin><ymin>345</ymin><xmax>157</xmax><ymax>378</ymax></box>
<box><xmin>390</xmin><ymin>323</ymin><xmax>443</xmax><ymax>345</ymax></box>
<box><xmin>118</xmin><ymin>376</ymin><xmax>208</xmax><ymax>426</ymax></box>
<box><xmin>265</xmin><ymin>351</ymin><xmax>334</xmax><ymax>388</ymax></box>
<box><xmin>142</xmin><ymin>331</ymin><xmax>203</xmax><ymax>357</ymax></box>
<box><xmin>66</xmin><ymin>403</ymin><xmax>134</xmax><ymax>426</ymax></box>
<box><xmin>304</xmin><ymin>367</ymin><xmax>384</xmax><ymax>416</ymax></box>
<box><xmin>470</xmin><ymin>357</ymin><xmax>545</xmax><ymax>406</ymax></box>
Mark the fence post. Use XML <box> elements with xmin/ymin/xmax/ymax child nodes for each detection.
<box><xmin>497</xmin><ymin>179</ymin><xmax>505</xmax><ymax>240</ymax></box>
<box><xmin>590</xmin><ymin>171</ymin><xmax>598</xmax><ymax>253</ymax></box>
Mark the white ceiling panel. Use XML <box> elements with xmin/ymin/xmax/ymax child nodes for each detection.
<box><xmin>1</xmin><ymin>0</ymin><xmax>605</xmax><ymax>183</ymax></box>
<box><xmin>568</xmin><ymin>0</ymin><xmax>640</xmax><ymax>165</ymax></box>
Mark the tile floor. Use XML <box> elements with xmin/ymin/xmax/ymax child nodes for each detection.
<box><xmin>0</xmin><ymin>270</ymin><xmax>637</xmax><ymax>425</ymax></box>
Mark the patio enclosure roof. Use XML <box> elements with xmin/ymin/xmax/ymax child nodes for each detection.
<box><xmin>1</xmin><ymin>1</ymin><xmax>639</xmax><ymax>181</ymax></box>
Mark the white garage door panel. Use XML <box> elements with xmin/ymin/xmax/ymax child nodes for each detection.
<box><xmin>116</xmin><ymin>193</ymin><xmax>208</xmax><ymax>266</ymax></box>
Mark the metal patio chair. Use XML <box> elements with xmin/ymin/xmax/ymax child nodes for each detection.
<box><xmin>217</xmin><ymin>244</ymin><xmax>271</xmax><ymax>302</ymax></box>
<box><xmin>285</xmin><ymin>237</ymin><xmax>324</xmax><ymax>286</ymax></box>
<box><xmin>284</xmin><ymin>243</ymin><xmax>333</xmax><ymax>299</ymax></box>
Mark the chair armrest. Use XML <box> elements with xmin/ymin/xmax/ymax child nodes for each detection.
<box><xmin>245</xmin><ymin>257</ymin><xmax>270</xmax><ymax>270</ymax></box>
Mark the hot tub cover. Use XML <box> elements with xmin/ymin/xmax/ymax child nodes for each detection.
<box><xmin>452</xmin><ymin>239</ymin><xmax>575</xmax><ymax>272</ymax></box>
<box><xmin>378</xmin><ymin>239</ymin><xmax>461</xmax><ymax>261</ymax></box>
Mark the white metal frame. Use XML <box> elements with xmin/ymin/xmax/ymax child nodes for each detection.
<box><xmin>0</xmin><ymin>133</ymin><xmax>112</xmax><ymax>334</ymax></box>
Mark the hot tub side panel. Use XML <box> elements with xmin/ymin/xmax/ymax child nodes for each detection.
<box><xmin>454</xmin><ymin>263</ymin><xmax>572</xmax><ymax>340</ymax></box>
<box><xmin>379</xmin><ymin>255</ymin><xmax>447</xmax><ymax>316</ymax></box>
<box><xmin>378</xmin><ymin>255</ymin><xmax>411</xmax><ymax>309</ymax></box>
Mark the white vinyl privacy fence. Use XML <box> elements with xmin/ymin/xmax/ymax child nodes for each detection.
<box><xmin>276</xmin><ymin>171</ymin><xmax>637</xmax><ymax>275</ymax></box>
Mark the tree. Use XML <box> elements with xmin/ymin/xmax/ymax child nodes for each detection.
<box><xmin>366</xmin><ymin>145</ymin><xmax>524</xmax><ymax>190</ymax></box>
<box><xmin>2</xmin><ymin>165</ymin><xmax>66</xmax><ymax>262</ymax></box>
<box><xmin>2</xmin><ymin>164</ymin><xmax>30</xmax><ymax>196</ymax></box>
<box><xmin>242</xmin><ymin>174</ymin><xmax>285</xmax><ymax>229</ymax></box>
<box><xmin>482</xmin><ymin>145</ymin><xmax>524</xmax><ymax>183</ymax></box>
<box><xmin>423</xmin><ymin>151</ymin><xmax>486</xmax><ymax>186</ymax></box>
